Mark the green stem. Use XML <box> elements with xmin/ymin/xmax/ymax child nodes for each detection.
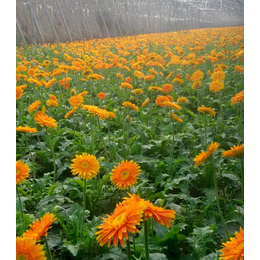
<box><xmin>204</xmin><ymin>114</ymin><xmax>207</xmax><ymax>147</ymax></box>
<box><xmin>97</xmin><ymin>117</ymin><xmax>109</xmax><ymax>160</ymax></box>
<box><xmin>17</xmin><ymin>185</ymin><xmax>25</xmax><ymax>231</ymax></box>
<box><xmin>82</xmin><ymin>179</ymin><xmax>87</xmax><ymax>238</ymax></box>
<box><xmin>144</xmin><ymin>220</ymin><xmax>150</xmax><ymax>260</ymax></box>
<box><xmin>133</xmin><ymin>233</ymin><xmax>136</xmax><ymax>256</ymax></box>
<box><xmin>126</xmin><ymin>238</ymin><xmax>132</xmax><ymax>260</ymax></box>
<box><xmin>44</xmin><ymin>236</ymin><xmax>52</xmax><ymax>260</ymax></box>
<box><xmin>240</xmin><ymin>158</ymin><xmax>244</xmax><ymax>204</ymax></box>
<box><xmin>24</xmin><ymin>134</ymin><xmax>37</xmax><ymax>179</ymax></box>
<box><xmin>211</xmin><ymin>157</ymin><xmax>229</xmax><ymax>239</ymax></box>
<box><xmin>197</xmin><ymin>89</ymin><xmax>199</xmax><ymax>108</ymax></box>
<box><xmin>46</xmin><ymin>129</ymin><xmax>56</xmax><ymax>182</ymax></box>
<box><xmin>90</xmin><ymin>116</ymin><xmax>95</xmax><ymax>155</ymax></box>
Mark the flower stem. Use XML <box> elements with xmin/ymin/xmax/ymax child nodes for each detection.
<box><xmin>97</xmin><ymin>117</ymin><xmax>109</xmax><ymax>160</ymax></box>
<box><xmin>90</xmin><ymin>115</ymin><xmax>95</xmax><ymax>155</ymax></box>
<box><xmin>46</xmin><ymin>128</ymin><xmax>56</xmax><ymax>182</ymax></box>
<box><xmin>17</xmin><ymin>185</ymin><xmax>25</xmax><ymax>231</ymax></box>
<box><xmin>240</xmin><ymin>158</ymin><xmax>244</xmax><ymax>204</ymax></box>
<box><xmin>211</xmin><ymin>157</ymin><xmax>229</xmax><ymax>239</ymax></box>
<box><xmin>82</xmin><ymin>179</ymin><xmax>87</xmax><ymax>238</ymax></box>
<box><xmin>44</xmin><ymin>236</ymin><xmax>52</xmax><ymax>260</ymax></box>
<box><xmin>24</xmin><ymin>134</ymin><xmax>37</xmax><ymax>179</ymax></box>
<box><xmin>144</xmin><ymin>220</ymin><xmax>150</xmax><ymax>260</ymax></box>
<box><xmin>204</xmin><ymin>114</ymin><xmax>207</xmax><ymax>147</ymax></box>
<box><xmin>126</xmin><ymin>238</ymin><xmax>132</xmax><ymax>260</ymax></box>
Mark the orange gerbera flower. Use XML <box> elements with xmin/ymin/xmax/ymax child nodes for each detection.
<box><xmin>71</xmin><ymin>153</ymin><xmax>100</xmax><ymax>180</ymax></box>
<box><xmin>116</xmin><ymin>73</ymin><xmax>124</xmax><ymax>81</ymax></box>
<box><xmin>191</xmin><ymin>70</ymin><xmax>204</xmax><ymax>81</ymax></box>
<box><xmin>155</xmin><ymin>96</ymin><xmax>170</xmax><ymax>107</ymax></box>
<box><xmin>132</xmin><ymin>88</ymin><xmax>144</xmax><ymax>95</ymax></box>
<box><xmin>88</xmin><ymin>74</ymin><xmax>104</xmax><ymax>80</ymax></box>
<box><xmin>193</xmin><ymin>142</ymin><xmax>220</xmax><ymax>166</ymax></box>
<box><xmin>198</xmin><ymin>106</ymin><xmax>216</xmax><ymax>116</ymax></box>
<box><xmin>231</xmin><ymin>90</ymin><xmax>244</xmax><ymax>105</ymax></box>
<box><xmin>219</xmin><ymin>227</ymin><xmax>244</xmax><ymax>260</ymax></box>
<box><xmin>16</xmin><ymin>161</ymin><xmax>30</xmax><ymax>185</ymax></box>
<box><xmin>69</xmin><ymin>95</ymin><xmax>84</xmax><ymax>107</ymax></box>
<box><xmin>46</xmin><ymin>95</ymin><xmax>58</xmax><ymax>107</ymax></box>
<box><xmin>172</xmin><ymin>78</ymin><xmax>184</xmax><ymax>85</ymax></box>
<box><xmin>97</xmin><ymin>92</ymin><xmax>106</xmax><ymax>100</ymax></box>
<box><xmin>211</xmin><ymin>70</ymin><xmax>225</xmax><ymax>81</ymax></box>
<box><xmin>83</xmin><ymin>105</ymin><xmax>111</xmax><ymax>120</ymax></box>
<box><xmin>96</xmin><ymin>200</ymin><xmax>145</xmax><ymax>247</ymax></box>
<box><xmin>209</xmin><ymin>81</ymin><xmax>224</xmax><ymax>93</ymax></box>
<box><xmin>222</xmin><ymin>144</ymin><xmax>244</xmax><ymax>158</ymax></box>
<box><xmin>120</xmin><ymin>82</ymin><xmax>134</xmax><ymax>90</ymax></box>
<box><xmin>143</xmin><ymin>200</ymin><xmax>176</xmax><ymax>228</ymax></box>
<box><xmin>34</xmin><ymin>111</ymin><xmax>57</xmax><ymax>129</ymax></box>
<box><xmin>235</xmin><ymin>65</ymin><xmax>244</xmax><ymax>73</ymax></box>
<box><xmin>64</xmin><ymin>107</ymin><xmax>78</xmax><ymax>119</ymax></box>
<box><xmin>177</xmin><ymin>97</ymin><xmax>188</xmax><ymax>104</ymax></box>
<box><xmin>191</xmin><ymin>80</ymin><xmax>202</xmax><ymax>89</ymax></box>
<box><xmin>122</xmin><ymin>101</ymin><xmax>139</xmax><ymax>111</ymax></box>
<box><xmin>16</xmin><ymin>237</ymin><xmax>46</xmax><ymax>260</ymax></box>
<box><xmin>28</xmin><ymin>100</ymin><xmax>41</xmax><ymax>113</ymax></box>
<box><xmin>149</xmin><ymin>86</ymin><xmax>163</xmax><ymax>92</ymax></box>
<box><xmin>16</xmin><ymin>87</ymin><xmax>23</xmax><ymax>99</ymax></box>
<box><xmin>164</xmin><ymin>101</ymin><xmax>182</xmax><ymax>110</ymax></box>
<box><xmin>110</xmin><ymin>160</ymin><xmax>141</xmax><ymax>189</ymax></box>
<box><xmin>170</xmin><ymin>112</ymin><xmax>183</xmax><ymax>122</ymax></box>
<box><xmin>16</xmin><ymin>126</ymin><xmax>37</xmax><ymax>133</ymax></box>
<box><xmin>23</xmin><ymin>213</ymin><xmax>57</xmax><ymax>241</ymax></box>
<box><xmin>142</xmin><ymin>98</ymin><xmax>150</xmax><ymax>107</ymax></box>
<box><xmin>162</xmin><ymin>84</ymin><xmax>173</xmax><ymax>93</ymax></box>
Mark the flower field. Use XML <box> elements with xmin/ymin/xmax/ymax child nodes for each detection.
<box><xmin>16</xmin><ymin>26</ymin><xmax>244</xmax><ymax>259</ymax></box>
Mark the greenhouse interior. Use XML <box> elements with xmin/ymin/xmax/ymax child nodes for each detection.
<box><xmin>16</xmin><ymin>0</ymin><xmax>244</xmax><ymax>259</ymax></box>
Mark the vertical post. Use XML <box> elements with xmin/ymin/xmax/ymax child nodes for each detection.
<box><xmin>32</xmin><ymin>11</ymin><xmax>46</xmax><ymax>44</ymax></box>
<box><xmin>28</xmin><ymin>0</ymin><xmax>36</xmax><ymax>43</ymax></box>
<box><xmin>42</xmin><ymin>0</ymin><xmax>60</xmax><ymax>43</ymax></box>
<box><xmin>95</xmin><ymin>0</ymin><xmax>110</xmax><ymax>38</ymax></box>
<box><xmin>111</xmin><ymin>0</ymin><xmax>123</xmax><ymax>37</ymax></box>
<box><xmin>68</xmin><ymin>0</ymin><xmax>84</xmax><ymax>41</ymax></box>
<box><xmin>16</xmin><ymin>18</ymin><xmax>27</xmax><ymax>45</ymax></box>
<box><xmin>56</xmin><ymin>0</ymin><xmax>73</xmax><ymax>42</ymax></box>
<box><xmin>79</xmin><ymin>0</ymin><xmax>93</xmax><ymax>40</ymax></box>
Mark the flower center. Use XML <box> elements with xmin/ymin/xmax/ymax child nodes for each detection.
<box><xmin>121</xmin><ymin>170</ymin><xmax>130</xmax><ymax>180</ymax></box>
<box><xmin>18</xmin><ymin>254</ymin><xmax>28</xmax><ymax>260</ymax></box>
<box><xmin>113</xmin><ymin>213</ymin><xmax>127</xmax><ymax>228</ymax></box>
<box><xmin>81</xmin><ymin>162</ymin><xmax>89</xmax><ymax>169</ymax></box>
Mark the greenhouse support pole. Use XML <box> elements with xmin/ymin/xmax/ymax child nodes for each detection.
<box><xmin>16</xmin><ymin>18</ymin><xmax>27</xmax><ymax>45</ymax></box>
<box><xmin>111</xmin><ymin>0</ymin><xmax>123</xmax><ymax>37</ymax></box>
<box><xmin>32</xmin><ymin>11</ymin><xmax>46</xmax><ymax>44</ymax></box>
<box><xmin>28</xmin><ymin>0</ymin><xmax>36</xmax><ymax>43</ymax></box>
<box><xmin>85</xmin><ymin>0</ymin><xmax>103</xmax><ymax>39</ymax></box>
<box><xmin>56</xmin><ymin>0</ymin><xmax>73</xmax><ymax>42</ymax></box>
<box><xmin>79</xmin><ymin>0</ymin><xmax>93</xmax><ymax>39</ymax></box>
<box><xmin>95</xmin><ymin>0</ymin><xmax>111</xmax><ymax>38</ymax></box>
<box><xmin>42</xmin><ymin>0</ymin><xmax>60</xmax><ymax>43</ymax></box>
<box><xmin>68</xmin><ymin>0</ymin><xmax>84</xmax><ymax>41</ymax></box>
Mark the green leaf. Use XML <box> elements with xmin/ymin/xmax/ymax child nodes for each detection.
<box><xmin>200</xmin><ymin>252</ymin><xmax>218</xmax><ymax>260</ymax></box>
<box><xmin>63</xmin><ymin>243</ymin><xmax>80</xmax><ymax>257</ymax></box>
<box><xmin>98</xmin><ymin>247</ymin><xmax>127</xmax><ymax>260</ymax></box>
<box><xmin>149</xmin><ymin>253</ymin><xmax>167</xmax><ymax>260</ymax></box>
<box><xmin>222</xmin><ymin>173</ymin><xmax>239</xmax><ymax>181</ymax></box>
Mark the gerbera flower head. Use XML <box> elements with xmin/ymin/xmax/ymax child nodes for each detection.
<box><xmin>177</xmin><ymin>96</ymin><xmax>188</xmax><ymax>104</ymax></box>
<box><xmin>209</xmin><ymin>81</ymin><xmax>224</xmax><ymax>93</ymax></box>
<box><xmin>222</xmin><ymin>144</ymin><xmax>244</xmax><ymax>158</ymax></box>
<box><xmin>16</xmin><ymin>87</ymin><xmax>24</xmax><ymax>100</ymax></box>
<box><xmin>46</xmin><ymin>99</ymin><xmax>58</xmax><ymax>107</ymax></box>
<box><xmin>116</xmin><ymin>73</ymin><xmax>124</xmax><ymax>81</ymax></box>
<box><xmin>162</xmin><ymin>84</ymin><xmax>173</xmax><ymax>93</ymax></box>
<box><xmin>97</xmin><ymin>92</ymin><xmax>106</xmax><ymax>100</ymax></box>
<box><xmin>16</xmin><ymin>161</ymin><xmax>30</xmax><ymax>185</ymax></box>
<box><xmin>219</xmin><ymin>227</ymin><xmax>244</xmax><ymax>260</ymax></box>
<box><xmin>64</xmin><ymin>107</ymin><xmax>78</xmax><ymax>119</ymax></box>
<box><xmin>16</xmin><ymin>126</ymin><xmax>37</xmax><ymax>133</ymax></box>
<box><xmin>69</xmin><ymin>95</ymin><xmax>84</xmax><ymax>107</ymax></box>
<box><xmin>211</xmin><ymin>70</ymin><xmax>225</xmax><ymax>81</ymax></box>
<box><xmin>164</xmin><ymin>101</ymin><xmax>182</xmax><ymax>110</ymax></box>
<box><xmin>142</xmin><ymin>98</ymin><xmax>150</xmax><ymax>107</ymax></box>
<box><xmin>16</xmin><ymin>237</ymin><xmax>46</xmax><ymax>260</ymax></box>
<box><xmin>132</xmin><ymin>88</ymin><xmax>144</xmax><ymax>95</ymax></box>
<box><xmin>191</xmin><ymin>70</ymin><xmax>204</xmax><ymax>82</ymax></box>
<box><xmin>193</xmin><ymin>151</ymin><xmax>209</xmax><ymax>167</ymax></box>
<box><xmin>122</xmin><ymin>101</ymin><xmax>139</xmax><ymax>111</ymax></box>
<box><xmin>34</xmin><ymin>112</ymin><xmax>57</xmax><ymax>129</ymax></box>
<box><xmin>191</xmin><ymin>80</ymin><xmax>202</xmax><ymax>89</ymax></box>
<box><xmin>82</xmin><ymin>68</ymin><xmax>93</xmax><ymax>77</ymax></box>
<box><xmin>143</xmin><ymin>200</ymin><xmax>176</xmax><ymax>228</ymax></box>
<box><xmin>198</xmin><ymin>106</ymin><xmax>216</xmax><ymax>116</ymax></box>
<box><xmin>71</xmin><ymin>153</ymin><xmax>100</xmax><ymax>180</ymax></box>
<box><xmin>206</xmin><ymin>142</ymin><xmax>220</xmax><ymax>157</ymax></box>
<box><xmin>231</xmin><ymin>90</ymin><xmax>244</xmax><ymax>105</ymax></box>
<box><xmin>28</xmin><ymin>100</ymin><xmax>41</xmax><ymax>113</ymax></box>
<box><xmin>149</xmin><ymin>86</ymin><xmax>163</xmax><ymax>92</ymax></box>
<box><xmin>172</xmin><ymin>78</ymin><xmax>184</xmax><ymax>85</ymax></box>
<box><xmin>155</xmin><ymin>96</ymin><xmax>170</xmax><ymax>107</ymax></box>
<box><xmin>84</xmin><ymin>105</ymin><xmax>111</xmax><ymax>120</ymax></box>
<box><xmin>110</xmin><ymin>160</ymin><xmax>141</xmax><ymax>189</ymax></box>
<box><xmin>23</xmin><ymin>213</ymin><xmax>57</xmax><ymax>241</ymax></box>
<box><xmin>95</xmin><ymin>200</ymin><xmax>145</xmax><ymax>247</ymax></box>
<box><xmin>120</xmin><ymin>82</ymin><xmax>133</xmax><ymax>89</ymax></box>
<box><xmin>235</xmin><ymin>65</ymin><xmax>244</xmax><ymax>73</ymax></box>
<box><xmin>170</xmin><ymin>112</ymin><xmax>183</xmax><ymax>122</ymax></box>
